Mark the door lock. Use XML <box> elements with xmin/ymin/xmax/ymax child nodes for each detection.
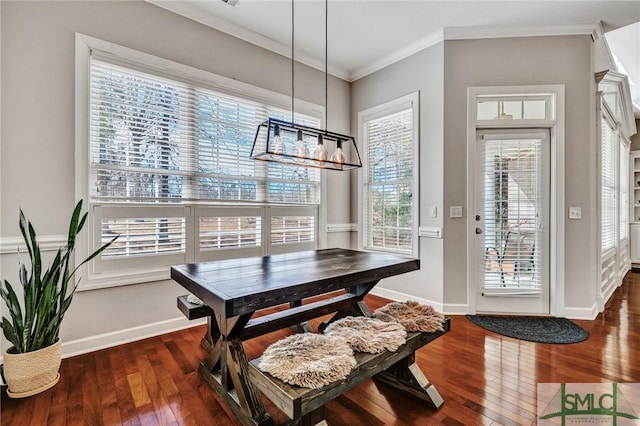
<box><xmin>475</xmin><ymin>227</ymin><xmax>483</xmax><ymax>234</ymax></box>
<box><xmin>475</xmin><ymin>215</ymin><xmax>481</xmax><ymax>221</ymax></box>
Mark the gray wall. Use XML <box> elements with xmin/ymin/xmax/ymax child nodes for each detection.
<box><xmin>0</xmin><ymin>1</ymin><xmax>352</xmax><ymax>353</ymax></box>
<box><xmin>443</xmin><ymin>36</ymin><xmax>596</xmax><ymax>310</ymax></box>
<box><xmin>631</xmin><ymin>119</ymin><xmax>640</xmax><ymax>151</ymax></box>
<box><xmin>351</xmin><ymin>35</ymin><xmax>597</xmax><ymax>313</ymax></box>
<box><xmin>351</xmin><ymin>43</ymin><xmax>445</xmax><ymax>306</ymax></box>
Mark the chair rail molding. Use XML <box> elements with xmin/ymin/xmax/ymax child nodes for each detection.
<box><xmin>0</xmin><ymin>235</ymin><xmax>67</xmax><ymax>255</ymax></box>
<box><xmin>326</xmin><ymin>223</ymin><xmax>358</xmax><ymax>233</ymax></box>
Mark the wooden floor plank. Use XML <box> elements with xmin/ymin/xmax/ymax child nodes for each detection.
<box><xmin>2</xmin><ymin>272</ymin><xmax>639</xmax><ymax>425</ymax></box>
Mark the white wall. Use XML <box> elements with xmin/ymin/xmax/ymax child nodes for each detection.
<box><xmin>351</xmin><ymin>43</ymin><xmax>446</xmax><ymax>309</ymax></box>
<box><xmin>0</xmin><ymin>0</ymin><xmax>352</xmax><ymax>356</ymax></box>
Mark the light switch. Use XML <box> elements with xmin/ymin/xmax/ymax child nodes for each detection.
<box><xmin>450</xmin><ymin>206</ymin><xmax>463</xmax><ymax>218</ymax></box>
<box><xmin>569</xmin><ymin>207</ymin><xmax>582</xmax><ymax>220</ymax></box>
<box><xmin>430</xmin><ymin>206</ymin><xmax>437</xmax><ymax>218</ymax></box>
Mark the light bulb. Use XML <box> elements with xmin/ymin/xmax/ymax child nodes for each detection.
<box><xmin>313</xmin><ymin>134</ymin><xmax>328</xmax><ymax>161</ymax></box>
<box><xmin>270</xmin><ymin>124</ymin><xmax>286</xmax><ymax>155</ymax></box>
<box><xmin>330</xmin><ymin>139</ymin><xmax>346</xmax><ymax>164</ymax></box>
<box><xmin>294</xmin><ymin>130</ymin><xmax>309</xmax><ymax>158</ymax></box>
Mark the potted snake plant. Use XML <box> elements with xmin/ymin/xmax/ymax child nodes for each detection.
<box><xmin>1</xmin><ymin>200</ymin><xmax>117</xmax><ymax>398</ymax></box>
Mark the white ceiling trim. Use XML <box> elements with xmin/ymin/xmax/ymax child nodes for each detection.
<box><xmin>147</xmin><ymin>0</ymin><xmax>351</xmax><ymax>80</ymax></box>
<box><xmin>443</xmin><ymin>22</ymin><xmax>602</xmax><ymax>42</ymax></box>
<box><xmin>147</xmin><ymin>1</ymin><xmax>604</xmax><ymax>83</ymax></box>
<box><xmin>352</xmin><ymin>23</ymin><xmax>602</xmax><ymax>82</ymax></box>
<box><xmin>350</xmin><ymin>29</ymin><xmax>445</xmax><ymax>82</ymax></box>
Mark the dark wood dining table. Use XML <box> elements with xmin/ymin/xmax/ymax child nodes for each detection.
<box><xmin>171</xmin><ymin>248</ymin><xmax>443</xmax><ymax>426</ymax></box>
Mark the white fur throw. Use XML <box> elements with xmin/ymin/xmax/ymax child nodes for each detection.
<box><xmin>323</xmin><ymin>316</ymin><xmax>407</xmax><ymax>353</ymax></box>
<box><xmin>257</xmin><ymin>333</ymin><xmax>356</xmax><ymax>389</ymax></box>
<box><xmin>373</xmin><ymin>301</ymin><xmax>445</xmax><ymax>333</ymax></box>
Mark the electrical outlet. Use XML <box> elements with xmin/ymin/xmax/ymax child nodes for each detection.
<box><xmin>450</xmin><ymin>206</ymin><xmax>463</xmax><ymax>218</ymax></box>
<box><xmin>569</xmin><ymin>207</ymin><xmax>582</xmax><ymax>220</ymax></box>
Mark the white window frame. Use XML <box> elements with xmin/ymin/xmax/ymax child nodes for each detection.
<box><xmin>358</xmin><ymin>92</ymin><xmax>420</xmax><ymax>257</ymax></box>
<box><xmin>75</xmin><ymin>34</ymin><xmax>325</xmax><ymax>290</ymax></box>
<box><xmin>597</xmin><ymin>94</ymin><xmax>630</xmax><ymax>300</ymax></box>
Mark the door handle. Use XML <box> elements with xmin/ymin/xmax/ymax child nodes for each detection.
<box><xmin>475</xmin><ymin>228</ymin><xmax>483</xmax><ymax>234</ymax></box>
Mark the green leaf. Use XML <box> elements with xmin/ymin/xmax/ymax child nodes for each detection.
<box><xmin>1</xmin><ymin>199</ymin><xmax>116</xmax><ymax>352</ymax></box>
<box><xmin>1</xmin><ymin>317</ymin><xmax>21</xmax><ymax>352</ymax></box>
<box><xmin>66</xmin><ymin>201</ymin><xmax>83</xmax><ymax>250</ymax></box>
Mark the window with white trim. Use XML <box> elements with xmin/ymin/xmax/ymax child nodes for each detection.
<box><xmin>360</xmin><ymin>93</ymin><xmax>419</xmax><ymax>256</ymax></box>
<box><xmin>601</xmin><ymin>110</ymin><xmax>617</xmax><ymax>253</ymax></box>
<box><xmin>78</xmin><ymin>37</ymin><xmax>321</xmax><ymax>288</ymax></box>
<box><xmin>619</xmin><ymin>136</ymin><xmax>629</xmax><ymax>242</ymax></box>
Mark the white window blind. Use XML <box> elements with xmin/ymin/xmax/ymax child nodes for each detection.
<box><xmin>90</xmin><ymin>59</ymin><xmax>320</xmax><ymax>205</ymax></box>
<box><xmin>619</xmin><ymin>139</ymin><xmax>629</xmax><ymax>241</ymax></box>
<box><xmin>199</xmin><ymin>216</ymin><xmax>261</xmax><ymax>251</ymax></box>
<box><xmin>83</xmin><ymin>48</ymin><xmax>321</xmax><ymax>285</ymax></box>
<box><xmin>480</xmin><ymin>137</ymin><xmax>543</xmax><ymax>291</ymax></box>
<box><xmin>362</xmin><ymin>103</ymin><xmax>416</xmax><ymax>255</ymax></box>
<box><xmin>271</xmin><ymin>215</ymin><xmax>315</xmax><ymax>245</ymax></box>
<box><xmin>601</xmin><ymin>112</ymin><xmax>617</xmax><ymax>253</ymax></box>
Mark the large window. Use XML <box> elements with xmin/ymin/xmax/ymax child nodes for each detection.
<box><xmin>599</xmin><ymin>97</ymin><xmax>630</xmax><ymax>295</ymax></box>
<box><xmin>601</xmin><ymin>110</ymin><xmax>617</xmax><ymax>253</ymax></box>
<box><xmin>77</xmin><ymin>36</ymin><xmax>322</xmax><ymax>288</ymax></box>
<box><xmin>359</xmin><ymin>93</ymin><xmax>419</xmax><ymax>256</ymax></box>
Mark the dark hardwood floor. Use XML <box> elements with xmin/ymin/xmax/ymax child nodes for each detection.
<box><xmin>2</xmin><ymin>272</ymin><xmax>639</xmax><ymax>426</ymax></box>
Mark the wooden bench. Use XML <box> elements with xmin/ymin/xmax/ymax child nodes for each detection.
<box><xmin>178</xmin><ymin>294</ymin><xmax>213</xmax><ymax>320</ymax></box>
<box><xmin>248</xmin><ymin>319</ymin><xmax>450</xmax><ymax>425</ymax></box>
<box><xmin>178</xmin><ymin>293</ymin><xmax>450</xmax><ymax>425</ymax></box>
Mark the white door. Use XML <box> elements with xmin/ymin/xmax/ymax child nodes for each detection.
<box><xmin>474</xmin><ymin>130</ymin><xmax>550</xmax><ymax>314</ymax></box>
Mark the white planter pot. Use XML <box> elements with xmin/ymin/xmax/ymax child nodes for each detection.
<box><xmin>3</xmin><ymin>340</ymin><xmax>61</xmax><ymax>398</ymax></box>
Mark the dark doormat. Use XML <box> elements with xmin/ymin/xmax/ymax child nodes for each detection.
<box><xmin>466</xmin><ymin>315</ymin><xmax>588</xmax><ymax>344</ymax></box>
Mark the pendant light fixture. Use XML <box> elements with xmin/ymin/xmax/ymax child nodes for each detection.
<box><xmin>250</xmin><ymin>0</ymin><xmax>362</xmax><ymax>171</ymax></box>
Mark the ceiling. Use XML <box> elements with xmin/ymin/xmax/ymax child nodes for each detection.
<box><xmin>605</xmin><ymin>22</ymin><xmax>640</xmax><ymax>116</ymax></box>
<box><xmin>150</xmin><ymin>0</ymin><xmax>640</xmax><ymax>114</ymax></box>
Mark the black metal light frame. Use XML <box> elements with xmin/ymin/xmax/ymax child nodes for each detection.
<box><xmin>250</xmin><ymin>0</ymin><xmax>361</xmax><ymax>171</ymax></box>
<box><xmin>251</xmin><ymin>117</ymin><xmax>362</xmax><ymax>171</ymax></box>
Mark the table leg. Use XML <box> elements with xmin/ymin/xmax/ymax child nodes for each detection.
<box><xmin>199</xmin><ymin>313</ymin><xmax>274</xmax><ymax>426</ymax></box>
<box><xmin>374</xmin><ymin>353</ymin><xmax>444</xmax><ymax>408</ymax></box>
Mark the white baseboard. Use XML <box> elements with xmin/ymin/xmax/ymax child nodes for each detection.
<box><xmin>369</xmin><ymin>287</ymin><xmax>445</xmax><ymax>313</ymax></box>
<box><xmin>442</xmin><ymin>303</ymin><xmax>469</xmax><ymax>315</ymax></box>
<box><xmin>0</xmin><ymin>316</ymin><xmax>206</xmax><ymax>374</ymax></box>
<box><xmin>558</xmin><ymin>303</ymin><xmax>599</xmax><ymax>320</ymax></box>
<box><xmin>61</xmin><ymin>316</ymin><xmax>206</xmax><ymax>359</ymax></box>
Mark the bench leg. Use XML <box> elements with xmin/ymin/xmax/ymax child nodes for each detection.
<box><xmin>284</xmin><ymin>406</ymin><xmax>325</xmax><ymax>426</ymax></box>
<box><xmin>374</xmin><ymin>354</ymin><xmax>444</xmax><ymax>409</ymax></box>
<box><xmin>199</xmin><ymin>314</ymin><xmax>274</xmax><ymax>426</ymax></box>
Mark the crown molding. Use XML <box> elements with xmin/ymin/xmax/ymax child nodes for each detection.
<box><xmin>144</xmin><ymin>3</ymin><xmax>604</xmax><ymax>83</ymax></box>
<box><xmin>351</xmin><ymin>23</ymin><xmax>601</xmax><ymax>81</ymax></box>
<box><xmin>146</xmin><ymin>0</ymin><xmax>351</xmax><ymax>81</ymax></box>
<box><xmin>349</xmin><ymin>29</ymin><xmax>445</xmax><ymax>82</ymax></box>
<box><xmin>443</xmin><ymin>22</ymin><xmax>602</xmax><ymax>43</ymax></box>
